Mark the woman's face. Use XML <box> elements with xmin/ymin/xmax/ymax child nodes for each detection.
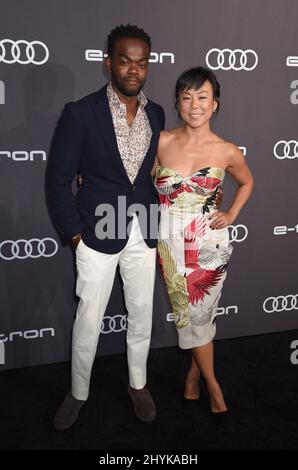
<box><xmin>178</xmin><ymin>80</ymin><xmax>218</xmax><ymax>129</ymax></box>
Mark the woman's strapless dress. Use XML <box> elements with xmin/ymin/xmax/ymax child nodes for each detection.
<box><xmin>154</xmin><ymin>166</ymin><xmax>233</xmax><ymax>349</ymax></box>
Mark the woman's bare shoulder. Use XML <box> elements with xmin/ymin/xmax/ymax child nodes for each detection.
<box><xmin>222</xmin><ymin>141</ymin><xmax>245</xmax><ymax>167</ymax></box>
<box><xmin>210</xmin><ymin>135</ymin><xmax>242</xmax><ymax>157</ymax></box>
<box><xmin>223</xmin><ymin>141</ymin><xmax>244</xmax><ymax>157</ymax></box>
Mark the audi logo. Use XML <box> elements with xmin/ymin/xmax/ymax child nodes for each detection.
<box><xmin>263</xmin><ymin>295</ymin><xmax>298</xmax><ymax>313</ymax></box>
<box><xmin>228</xmin><ymin>224</ymin><xmax>248</xmax><ymax>243</ymax></box>
<box><xmin>0</xmin><ymin>39</ymin><xmax>49</xmax><ymax>65</ymax></box>
<box><xmin>0</xmin><ymin>238</ymin><xmax>58</xmax><ymax>260</ymax></box>
<box><xmin>206</xmin><ymin>48</ymin><xmax>258</xmax><ymax>71</ymax></box>
<box><xmin>100</xmin><ymin>315</ymin><xmax>127</xmax><ymax>334</ymax></box>
<box><xmin>273</xmin><ymin>140</ymin><xmax>298</xmax><ymax>159</ymax></box>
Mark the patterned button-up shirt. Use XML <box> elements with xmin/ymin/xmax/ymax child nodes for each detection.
<box><xmin>107</xmin><ymin>83</ymin><xmax>152</xmax><ymax>184</ymax></box>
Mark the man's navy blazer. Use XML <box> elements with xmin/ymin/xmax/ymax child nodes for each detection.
<box><xmin>46</xmin><ymin>84</ymin><xmax>165</xmax><ymax>254</ymax></box>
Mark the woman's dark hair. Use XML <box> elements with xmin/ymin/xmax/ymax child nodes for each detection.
<box><xmin>175</xmin><ymin>66</ymin><xmax>220</xmax><ymax>114</ymax></box>
<box><xmin>107</xmin><ymin>24</ymin><xmax>151</xmax><ymax>57</ymax></box>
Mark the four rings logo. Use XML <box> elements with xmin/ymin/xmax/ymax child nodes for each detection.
<box><xmin>100</xmin><ymin>315</ymin><xmax>127</xmax><ymax>334</ymax></box>
<box><xmin>206</xmin><ymin>48</ymin><xmax>258</xmax><ymax>71</ymax></box>
<box><xmin>0</xmin><ymin>150</ymin><xmax>46</xmax><ymax>162</ymax></box>
<box><xmin>0</xmin><ymin>238</ymin><xmax>58</xmax><ymax>260</ymax></box>
<box><xmin>0</xmin><ymin>39</ymin><xmax>49</xmax><ymax>65</ymax></box>
<box><xmin>263</xmin><ymin>295</ymin><xmax>298</xmax><ymax>313</ymax></box>
<box><xmin>85</xmin><ymin>49</ymin><xmax>175</xmax><ymax>64</ymax></box>
<box><xmin>228</xmin><ymin>224</ymin><xmax>248</xmax><ymax>243</ymax></box>
<box><xmin>273</xmin><ymin>140</ymin><xmax>298</xmax><ymax>159</ymax></box>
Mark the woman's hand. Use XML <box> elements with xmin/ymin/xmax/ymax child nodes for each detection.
<box><xmin>210</xmin><ymin>144</ymin><xmax>254</xmax><ymax>230</ymax></box>
<box><xmin>209</xmin><ymin>211</ymin><xmax>235</xmax><ymax>230</ymax></box>
<box><xmin>214</xmin><ymin>189</ymin><xmax>223</xmax><ymax>210</ymax></box>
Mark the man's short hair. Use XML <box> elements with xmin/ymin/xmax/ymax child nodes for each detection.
<box><xmin>107</xmin><ymin>24</ymin><xmax>151</xmax><ymax>57</ymax></box>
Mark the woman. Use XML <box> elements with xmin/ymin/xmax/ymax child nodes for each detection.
<box><xmin>153</xmin><ymin>67</ymin><xmax>253</xmax><ymax>417</ymax></box>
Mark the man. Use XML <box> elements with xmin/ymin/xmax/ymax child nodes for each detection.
<box><xmin>46</xmin><ymin>24</ymin><xmax>165</xmax><ymax>430</ymax></box>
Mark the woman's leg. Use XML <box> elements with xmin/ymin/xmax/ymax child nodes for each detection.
<box><xmin>184</xmin><ymin>353</ymin><xmax>200</xmax><ymax>400</ymax></box>
<box><xmin>191</xmin><ymin>341</ymin><xmax>227</xmax><ymax>413</ymax></box>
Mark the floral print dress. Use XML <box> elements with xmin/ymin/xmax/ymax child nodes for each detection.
<box><xmin>154</xmin><ymin>166</ymin><xmax>233</xmax><ymax>349</ymax></box>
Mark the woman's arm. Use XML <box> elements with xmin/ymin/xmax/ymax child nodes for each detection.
<box><xmin>210</xmin><ymin>145</ymin><xmax>254</xmax><ymax>229</ymax></box>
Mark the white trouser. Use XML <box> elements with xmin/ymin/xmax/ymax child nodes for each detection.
<box><xmin>71</xmin><ymin>214</ymin><xmax>156</xmax><ymax>400</ymax></box>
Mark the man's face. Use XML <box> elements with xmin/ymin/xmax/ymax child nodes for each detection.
<box><xmin>106</xmin><ymin>37</ymin><xmax>150</xmax><ymax>97</ymax></box>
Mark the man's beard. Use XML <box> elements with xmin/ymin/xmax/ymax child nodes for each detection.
<box><xmin>111</xmin><ymin>74</ymin><xmax>145</xmax><ymax>97</ymax></box>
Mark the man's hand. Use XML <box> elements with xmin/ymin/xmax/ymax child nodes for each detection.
<box><xmin>72</xmin><ymin>233</ymin><xmax>82</xmax><ymax>249</ymax></box>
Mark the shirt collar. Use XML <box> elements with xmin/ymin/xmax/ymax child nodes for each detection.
<box><xmin>107</xmin><ymin>82</ymin><xmax>148</xmax><ymax>111</ymax></box>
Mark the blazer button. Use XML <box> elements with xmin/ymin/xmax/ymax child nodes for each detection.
<box><xmin>132</xmin><ymin>185</ymin><xmax>136</xmax><ymax>191</ymax></box>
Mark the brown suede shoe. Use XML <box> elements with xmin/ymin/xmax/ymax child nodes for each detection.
<box><xmin>128</xmin><ymin>385</ymin><xmax>156</xmax><ymax>423</ymax></box>
<box><xmin>54</xmin><ymin>393</ymin><xmax>86</xmax><ymax>431</ymax></box>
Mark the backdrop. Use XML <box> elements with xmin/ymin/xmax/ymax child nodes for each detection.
<box><xmin>0</xmin><ymin>0</ymin><xmax>297</xmax><ymax>370</ymax></box>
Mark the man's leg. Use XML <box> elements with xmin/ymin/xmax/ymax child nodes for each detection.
<box><xmin>72</xmin><ymin>240</ymin><xmax>120</xmax><ymax>400</ymax></box>
<box><xmin>54</xmin><ymin>240</ymin><xmax>119</xmax><ymax>430</ymax></box>
<box><xmin>119</xmin><ymin>215</ymin><xmax>157</xmax><ymax>422</ymax></box>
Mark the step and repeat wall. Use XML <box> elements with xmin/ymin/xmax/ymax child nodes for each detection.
<box><xmin>0</xmin><ymin>0</ymin><xmax>297</xmax><ymax>370</ymax></box>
